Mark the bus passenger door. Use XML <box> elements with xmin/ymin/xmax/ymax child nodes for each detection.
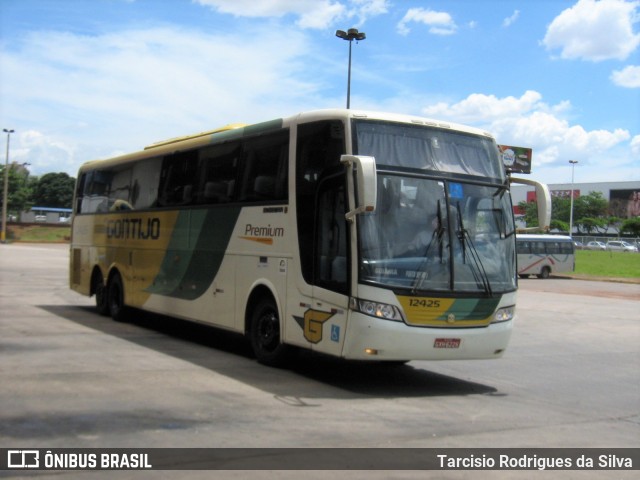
<box><xmin>307</xmin><ymin>175</ymin><xmax>350</xmax><ymax>357</ymax></box>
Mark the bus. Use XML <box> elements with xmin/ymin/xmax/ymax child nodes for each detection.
<box><xmin>70</xmin><ymin>109</ymin><xmax>550</xmax><ymax>366</ymax></box>
<box><xmin>516</xmin><ymin>234</ymin><xmax>575</xmax><ymax>279</ymax></box>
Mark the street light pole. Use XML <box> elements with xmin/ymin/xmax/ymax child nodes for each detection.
<box><xmin>568</xmin><ymin>160</ymin><xmax>578</xmax><ymax>238</ymax></box>
<box><xmin>1</xmin><ymin>129</ymin><xmax>15</xmax><ymax>244</ymax></box>
<box><xmin>335</xmin><ymin>28</ymin><xmax>366</xmax><ymax>109</ymax></box>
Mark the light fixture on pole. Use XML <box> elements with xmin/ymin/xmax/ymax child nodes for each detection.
<box><xmin>568</xmin><ymin>160</ymin><xmax>578</xmax><ymax>238</ymax></box>
<box><xmin>1</xmin><ymin>128</ymin><xmax>15</xmax><ymax>244</ymax></box>
<box><xmin>335</xmin><ymin>28</ymin><xmax>366</xmax><ymax>109</ymax></box>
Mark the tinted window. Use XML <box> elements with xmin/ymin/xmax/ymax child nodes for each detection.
<box><xmin>296</xmin><ymin>120</ymin><xmax>346</xmax><ymax>284</ymax></box>
<box><xmin>158</xmin><ymin>151</ymin><xmax>199</xmax><ymax>207</ymax></box>
<box><xmin>238</xmin><ymin>131</ymin><xmax>289</xmax><ymax>202</ymax></box>
<box><xmin>197</xmin><ymin>142</ymin><xmax>241</xmax><ymax>204</ymax></box>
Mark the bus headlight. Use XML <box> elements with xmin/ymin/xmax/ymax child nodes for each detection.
<box><xmin>493</xmin><ymin>306</ymin><xmax>515</xmax><ymax>324</ymax></box>
<box><xmin>356</xmin><ymin>299</ymin><xmax>403</xmax><ymax>322</ymax></box>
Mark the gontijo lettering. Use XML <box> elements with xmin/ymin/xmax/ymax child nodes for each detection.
<box><xmin>107</xmin><ymin>218</ymin><xmax>160</xmax><ymax>240</ymax></box>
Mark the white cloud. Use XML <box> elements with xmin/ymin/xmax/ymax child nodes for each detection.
<box><xmin>632</xmin><ymin>134</ymin><xmax>640</xmax><ymax>154</ymax></box>
<box><xmin>542</xmin><ymin>0</ymin><xmax>640</xmax><ymax>62</ymax></box>
<box><xmin>194</xmin><ymin>0</ymin><xmax>389</xmax><ymax>29</ymax></box>
<box><xmin>397</xmin><ymin>8</ymin><xmax>457</xmax><ymax>36</ymax></box>
<box><xmin>0</xmin><ymin>26</ymin><xmax>321</xmax><ymax>175</ymax></box>
<box><xmin>194</xmin><ymin>0</ymin><xmax>325</xmax><ymax>18</ymax></box>
<box><xmin>421</xmin><ymin>91</ymin><xmax>631</xmax><ymax>169</ymax></box>
<box><xmin>12</xmin><ymin>130</ymin><xmax>78</xmax><ymax>175</ymax></box>
<box><xmin>502</xmin><ymin>10</ymin><xmax>520</xmax><ymax>28</ymax></box>
<box><xmin>611</xmin><ymin>64</ymin><xmax>640</xmax><ymax>87</ymax></box>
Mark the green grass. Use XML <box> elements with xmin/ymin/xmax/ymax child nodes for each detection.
<box><xmin>8</xmin><ymin>225</ymin><xmax>71</xmax><ymax>243</ymax></box>
<box><xmin>575</xmin><ymin>250</ymin><xmax>640</xmax><ymax>279</ymax></box>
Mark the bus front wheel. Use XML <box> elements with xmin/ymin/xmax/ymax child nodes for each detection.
<box><xmin>249</xmin><ymin>297</ymin><xmax>289</xmax><ymax>367</ymax></box>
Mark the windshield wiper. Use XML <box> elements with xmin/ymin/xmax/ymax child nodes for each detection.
<box><xmin>411</xmin><ymin>200</ymin><xmax>446</xmax><ymax>293</ymax></box>
<box><xmin>455</xmin><ymin>201</ymin><xmax>493</xmax><ymax>297</ymax></box>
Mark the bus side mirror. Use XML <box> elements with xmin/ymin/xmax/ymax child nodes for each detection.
<box><xmin>340</xmin><ymin>155</ymin><xmax>377</xmax><ymax>221</ymax></box>
<box><xmin>510</xmin><ymin>176</ymin><xmax>551</xmax><ymax>232</ymax></box>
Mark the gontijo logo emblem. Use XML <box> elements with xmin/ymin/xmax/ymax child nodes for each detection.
<box><xmin>8</xmin><ymin>450</ymin><xmax>39</xmax><ymax>468</ymax></box>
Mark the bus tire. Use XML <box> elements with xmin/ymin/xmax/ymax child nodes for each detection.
<box><xmin>537</xmin><ymin>266</ymin><xmax>551</xmax><ymax>279</ymax></box>
<box><xmin>107</xmin><ymin>272</ymin><xmax>130</xmax><ymax>322</ymax></box>
<box><xmin>92</xmin><ymin>270</ymin><xmax>109</xmax><ymax>316</ymax></box>
<box><xmin>249</xmin><ymin>297</ymin><xmax>289</xmax><ymax>367</ymax></box>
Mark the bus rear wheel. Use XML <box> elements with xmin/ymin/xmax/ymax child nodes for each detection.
<box><xmin>537</xmin><ymin>266</ymin><xmax>551</xmax><ymax>279</ymax></box>
<box><xmin>249</xmin><ymin>297</ymin><xmax>289</xmax><ymax>367</ymax></box>
<box><xmin>107</xmin><ymin>272</ymin><xmax>130</xmax><ymax>322</ymax></box>
<box><xmin>93</xmin><ymin>271</ymin><xmax>109</xmax><ymax>316</ymax></box>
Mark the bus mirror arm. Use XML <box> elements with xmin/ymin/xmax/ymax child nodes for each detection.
<box><xmin>509</xmin><ymin>176</ymin><xmax>551</xmax><ymax>232</ymax></box>
<box><xmin>340</xmin><ymin>155</ymin><xmax>377</xmax><ymax>221</ymax></box>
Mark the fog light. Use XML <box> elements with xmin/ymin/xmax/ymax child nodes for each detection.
<box><xmin>364</xmin><ymin>348</ymin><xmax>378</xmax><ymax>356</ymax></box>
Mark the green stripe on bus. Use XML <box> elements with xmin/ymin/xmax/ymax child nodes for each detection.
<box><xmin>146</xmin><ymin>206</ymin><xmax>242</xmax><ymax>300</ymax></box>
<box><xmin>439</xmin><ymin>297</ymin><xmax>501</xmax><ymax>321</ymax></box>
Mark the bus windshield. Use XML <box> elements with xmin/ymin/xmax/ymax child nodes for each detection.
<box><xmin>357</xmin><ymin>174</ymin><xmax>516</xmax><ymax>294</ymax></box>
<box><xmin>354</xmin><ymin>120</ymin><xmax>505</xmax><ymax>181</ymax></box>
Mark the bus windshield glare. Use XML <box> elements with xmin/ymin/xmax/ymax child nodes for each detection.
<box><xmin>355</xmin><ymin>121</ymin><xmax>516</xmax><ymax>294</ymax></box>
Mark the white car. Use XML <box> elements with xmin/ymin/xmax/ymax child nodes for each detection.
<box><xmin>585</xmin><ymin>241</ymin><xmax>606</xmax><ymax>251</ymax></box>
<box><xmin>605</xmin><ymin>241</ymin><xmax>638</xmax><ymax>253</ymax></box>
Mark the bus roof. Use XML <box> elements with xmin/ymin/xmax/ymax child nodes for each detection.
<box><xmin>516</xmin><ymin>234</ymin><xmax>573</xmax><ymax>241</ymax></box>
<box><xmin>77</xmin><ymin>109</ymin><xmax>496</xmax><ymax>174</ymax></box>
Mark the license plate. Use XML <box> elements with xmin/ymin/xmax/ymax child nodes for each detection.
<box><xmin>434</xmin><ymin>338</ymin><xmax>461</xmax><ymax>349</ymax></box>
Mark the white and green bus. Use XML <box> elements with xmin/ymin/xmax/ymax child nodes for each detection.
<box><xmin>516</xmin><ymin>234</ymin><xmax>575</xmax><ymax>279</ymax></box>
<box><xmin>70</xmin><ymin>109</ymin><xmax>550</xmax><ymax>365</ymax></box>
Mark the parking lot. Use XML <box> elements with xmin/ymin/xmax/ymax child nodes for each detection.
<box><xmin>1</xmin><ymin>244</ymin><xmax>638</xmax><ymax>479</ymax></box>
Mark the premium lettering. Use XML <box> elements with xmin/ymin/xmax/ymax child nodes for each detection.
<box><xmin>244</xmin><ymin>224</ymin><xmax>284</xmax><ymax>237</ymax></box>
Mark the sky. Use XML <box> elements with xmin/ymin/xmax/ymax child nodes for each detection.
<box><xmin>0</xmin><ymin>0</ymin><xmax>638</xmax><ymax>186</ymax></box>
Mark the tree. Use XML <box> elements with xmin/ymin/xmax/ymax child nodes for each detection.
<box><xmin>32</xmin><ymin>172</ymin><xmax>76</xmax><ymax>208</ymax></box>
<box><xmin>576</xmin><ymin>216</ymin><xmax>607</xmax><ymax>234</ymax></box>
<box><xmin>517</xmin><ymin>200</ymin><xmax>541</xmax><ymax>228</ymax></box>
<box><xmin>607</xmin><ymin>216</ymin><xmax>622</xmax><ymax>235</ymax></box>
<box><xmin>0</xmin><ymin>163</ymin><xmax>32</xmax><ymax>217</ymax></box>
<box><xmin>574</xmin><ymin>191</ymin><xmax>608</xmax><ymax>221</ymax></box>
<box><xmin>620</xmin><ymin>217</ymin><xmax>640</xmax><ymax>236</ymax></box>
<box><xmin>518</xmin><ymin>191</ymin><xmax>612</xmax><ymax>233</ymax></box>
<box><xmin>551</xmin><ymin>195</ymin><xmax>571</xmax><ymax>224</ymax></box>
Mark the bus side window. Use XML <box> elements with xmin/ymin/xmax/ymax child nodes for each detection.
<box><xmin>82</xmin><ymin>170</ymin><xmax>112</xmax><ymax>213</ymax></box>
<box><xmin>560</xmin><ymin>241</ymin><xmax>574</xmax><ymax>254</ymax></box>
<box><xmin>75</xmin><ymin>173</ymin><xmax>87</xmax><ymax>214</ymax></box>
<box><xmin>532</xmin><ymin>242</ymin><xmax>545</xmax><ymax>255</ymax></box>
<box><xmin>158</xmin><ymin>151</ymin><xmax>199</xmax><ymax>206</ymax></box>
<box><xmin>131</xmin><ymin>157</ymin><xmax>161</xmax><ymax>210</ymax></box>
<box><xmin>238</xmin><ymin>130</ymin><xmax>289</xmax><ymax>203</ymax></box>
<box><xmin>517</xmin><ymin>241</ymin><xmax>530</xmax><ymax>254</ymax></box>
<box><xmin>197</xmin><ymin>142</ymin><xmax>240</xmax><ymax>204</ymax></box>
<box><xmin>108</xmin><ymin>167</ymin><xmax>133</xmax><ymax>211</ymax></box>
<box><xmin>546</xmin><ymin>242</ymin><xmax>561</xmax><ymax>254</ymax></box>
